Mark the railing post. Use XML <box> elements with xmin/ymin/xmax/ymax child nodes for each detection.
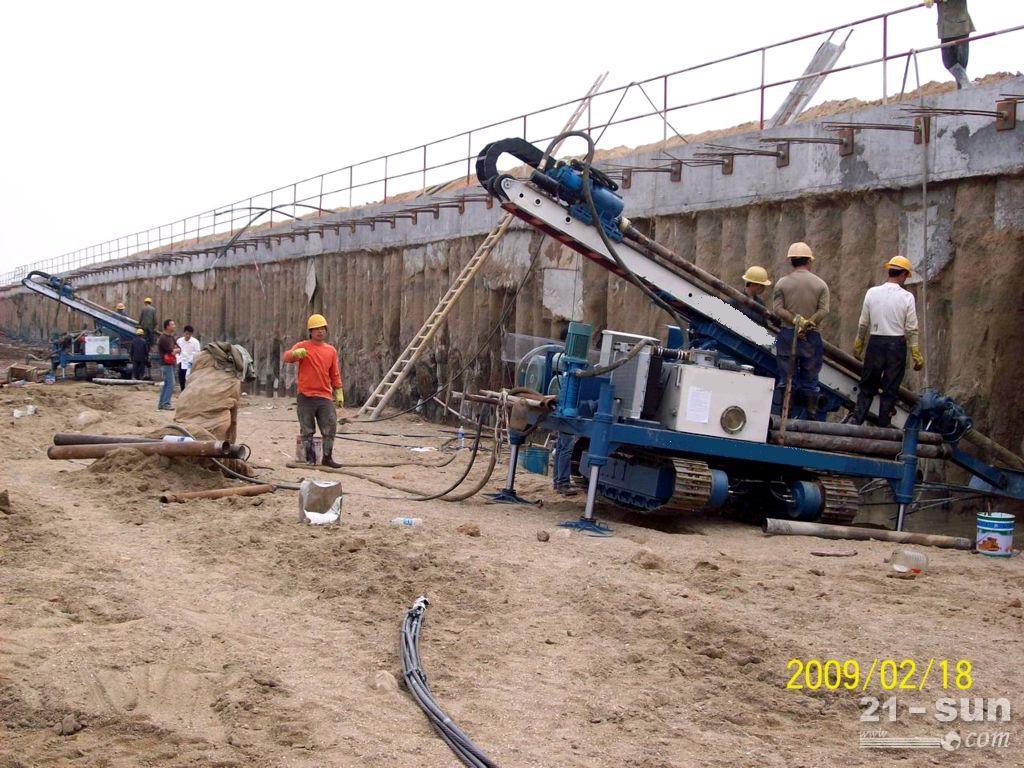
<box><xmin>882</xmin><ymin>14</ymin><xmax>889</xmax><ymax>105</ymax></box>
<box><xmin>465</xmin><ymin>131</ymin><xmax>472</xmax><ymax>184</ymax></box>
<box><xmin>759</xmin><ymin>48</ymin><xmax>766</xmax><ymax>130</ymax></box>
<box><xmin>663</xmin><ymin>76</ymin><xmax>668</xmax><ymax>142</ymax></box>
<box><xmin>383</xmin><ymin>156</ymin><xmax>389</xmax><ymax>202</ymax></box>
<box><xmin>348</xmin><ymin>166</ymin><xmax>353</xmax><ymax>208</ymax></box>
<box><xmin>422</xmin><ymin>145</ymin><xmax>427</xmax><ymax>191</ymax></box>
<box><xmin>319</xmin><ymin>175</ymin><xmax>324</xmax><ymax>213</ymax></box>
<box><xmin>292</xmin><ymin>183</ymin><xmax>297</xmax><ymax>220</ymax></box>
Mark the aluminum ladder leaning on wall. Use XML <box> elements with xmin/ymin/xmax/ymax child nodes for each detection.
<box><xmin>357</xmin><ymin>73</ymin><xmax>609</xmax><ymax>420</ymax></box>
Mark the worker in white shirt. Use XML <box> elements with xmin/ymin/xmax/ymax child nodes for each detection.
<box><xmin>175</xmin><ymin>325</ymin><xmax>202</xmax><ymax>391</ymax></box>
<box><xmin>849</xmin><ymin>256</ymin><xmax>924</xmax><ymax>427</ymax></box>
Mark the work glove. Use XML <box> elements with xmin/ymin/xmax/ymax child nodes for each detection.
<box><xmin>794</xmin><ymin>315</ymin><xmax>815</xmax><ymax>337</ymax></box>
<box><xmin>853</xmin><ymin>336</ymin><xmax>865</xmax><ymax>361</ymax></box>
<box><xmin>924</xmin><ymin>0</ymin><xmax>935</xmax><ymax>7</ymax></box>
<box><xmin>290</xmin><ymin>347</ymin><xmax>308</xmax><ymax>361</ymax></box>
<box><xmin>911</xmin><ymin>345</ymin><xmax>925</xmax><ymax>371</ymax></box>
<box><xmin>333</xmin><ymin>387</ymin><xmax>345</xmax><ymax>408</ymax></box>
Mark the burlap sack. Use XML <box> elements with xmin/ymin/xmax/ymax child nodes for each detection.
<box><xmin>173</xmin><ymin>352</ymin><xmax>241</xmax><ymax>442</ymax></box>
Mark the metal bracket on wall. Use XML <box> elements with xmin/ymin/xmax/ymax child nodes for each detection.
<box><xmin>903</xmin><ymin>100</ymin><xmax>1019</xmax><ymax>133</ymax></box>
<box><xmin>610</xmin><ymin>160</ymin><xmax>683</xmax><ymax>190</ymax></box>
<box><xmin>913</xmin><ymin>115</ymin><xmax>931</xmax><ymax>145</ymax></box>
<box><xmin>695</xmin><ymin>143</ymin><xmax>788</xmax><ymax>173</ymax></box>
<box><xmin>823</xmin><ymin>120</ymin><xmax>925</xmax><ymax>153</ymax></box>
<box><xmin>760</xmin><ymin>133</ymin><xmax>854</xmax><ymax>157</ymax></box>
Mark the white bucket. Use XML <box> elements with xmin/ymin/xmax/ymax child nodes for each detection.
<box><xmin>295</xmin><ymin>435</ymin><xmax>323</xmax><ymax>464</ymax></box>
<box><xmin>976</xmin><ymin>511</ymin><xmax>1015</xmax><ymax>557</ymax></box>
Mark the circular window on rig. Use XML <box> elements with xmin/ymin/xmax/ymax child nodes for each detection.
<box><xmin>720</xmin><ymin>405</ymin><xmax>747</xmax><ymax>435</ymax></box>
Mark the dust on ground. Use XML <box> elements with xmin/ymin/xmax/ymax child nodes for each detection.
<box><xmin>2</xmin><ymin>381</ymin><xmax>1023</xmax><ymax>767</ymax></box>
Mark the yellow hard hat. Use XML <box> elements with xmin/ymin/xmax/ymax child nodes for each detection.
<box><xmin>115</xmin><ymin>302</ymin><xmax>126</xmax><ymax>310</ymax></box>
<box><xmin>144</xmin><ymin>297</ymin><xmax>153</xmax><ymax>304</ymax></box>
<box><xmin>307</xmin><ymin>313</ymin><xmax>328</xmax><ymax>330</ymax></box>
<box><xmin>135</xmin><ymin>327</ymin><xmax>145</xmax><ymax>335</ymax></box>
<box><xmin>787</xmin><ymin>241</ymin><xmax>814</xmax><ymax>260</ymax></box>
<box><xmin>885</xmin><ymin>255</ymin><xmax>912</xmax><ymax>274</ymax></box>
<box><xmin>741</xmin><ymin>266</ymin><xmax>771</xmax><ymax>286</ymax></box>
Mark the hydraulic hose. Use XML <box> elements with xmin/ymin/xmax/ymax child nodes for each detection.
<box><xmin>317</xmin><ymin>410</ymin><xmax>494</xmax><ymax>501</ymax></box>
<box><xmin>551</xmin><ymin>130</ymin><xmax>689</xmax><ymax>332</ymax></box>
<box><xmin>165</xmin><ymin>423</ymin><xmax>302</xmax><ymax>491</ymax></box>
<box><xmin>573</xmin><ymin>337</ymin><xmax>656</xmax><ymax>379</ymax></box>
<box><xmin>400</xmin><ymin>597</ymin><xmax>499</xmax><ymax>768</ymax></box>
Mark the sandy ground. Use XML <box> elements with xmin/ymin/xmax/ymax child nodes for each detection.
<box><xmin>2</xmin><ymin>380</ymin><xmax>1024</xmax><ymax>768</ymax></box>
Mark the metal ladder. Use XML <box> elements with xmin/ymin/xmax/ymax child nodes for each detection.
<box><xmin>358</xmin><ymin>215</ymin><xmax>514</xmax><ymax>419</ymax></box>
<box><xmin>358</xmin><ymin>73</ymin><xmax>608</xmax><ymax>420</ymax></box>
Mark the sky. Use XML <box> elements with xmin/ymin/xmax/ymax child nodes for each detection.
<box><xmin>0</xmin><ymin>0</ymin><xmax>1020</xmax><ymax>276</ymax></box>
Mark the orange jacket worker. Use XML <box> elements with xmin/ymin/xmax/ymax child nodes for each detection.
<box><xmin>283</xmin><ymin>314</ymin><xmax>344</xmax><ymax>468</ymax></box>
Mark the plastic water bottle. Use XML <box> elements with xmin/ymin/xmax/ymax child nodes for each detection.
<box><xmin>391</xmin><ymin>517</ymin><xmax>423</xmax><ymax>527</ymax></box>
<box><xmin>457</xmin><ymin>426</ymin><xmax>466</xmax><ymax>450</ymax></box>
<box><xmin>889</xmin><ymin>548</ymin><xmax>928</xmax><ymax>575</ymax></box>
<box><xmin>162</xmin><ymin>435</ymin><xmax>195</xmax><ymax>443</ymax></box>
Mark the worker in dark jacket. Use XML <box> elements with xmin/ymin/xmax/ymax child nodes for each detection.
<box><xmin>129</xmin><ymin>328</ymin><xmax>150</xmax><ymax>380</ymax></box>
<box><xmin>772</xmin><ymin>242</ymin><xmax>830</xmax><ymax>419</ymax></box>
<box><xmin>138</xmin><ymin>297</ymin><xmax>157</xmax><ymax>345</ymax></box>
<box><xmin>729</xmin><ymin>266</ymin><xmax>771</xmax><ymax>323</ymax></box>
<box><xmin>925</xmin><ymin>0</ymin><xmax>974</xmax><ymax>89</ymax></box>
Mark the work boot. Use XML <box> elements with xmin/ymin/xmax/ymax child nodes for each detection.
<box><xmin>321</xmin><ymin>451</ymin><xmax>342</xmax><ymax>469</ymax></box>
<box><xmin>950</xmin><ymin>64</ymin><xmax>972</xmax><ymax>90</ymax></box>
<box><xmin>877</xmin><ymin>398</ymin><xmax>896</xmax><ymax>429</ymax></box>
<box><xmin>804</xmin><ymin>392</ymin><xmax>819</xmax><ymax>421</ymax></box>
<box><xmin>303</xmin><ymin>440</ymin><xmax>317</xmax><ymax>465</ymax></box>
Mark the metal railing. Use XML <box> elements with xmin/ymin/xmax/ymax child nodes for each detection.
<box><xmin>2</xmin><ymin>3</ymin><xmax>1020</xmax><ymax>287</ymax></box>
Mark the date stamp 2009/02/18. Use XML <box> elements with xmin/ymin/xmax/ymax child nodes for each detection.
<box><xmin>785</xmin><ymin>658</ymin><xmax>973</xmax><ymax>693</ymax></box>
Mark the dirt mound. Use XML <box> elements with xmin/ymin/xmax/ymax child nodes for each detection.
<box><xmin>83</xmin><ymin>447</ymin><xmax>224</xmax><ymax>499</ymax></box>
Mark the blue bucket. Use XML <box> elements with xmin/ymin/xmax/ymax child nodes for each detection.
<box><xmin>976</xmin><ymin>512</ymin><xmax>1015</xmax><ymax>557</ymax></box>
<box><xmin>519</xmin><ymin>446</ymin><xmax>550</xmax><ymax>475</ymax></box>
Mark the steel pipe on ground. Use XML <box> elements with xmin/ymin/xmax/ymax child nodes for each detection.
<box><xmin>768</xmin><ymin>430</ymin><xmax>951</xmax><ymax>459</ymax></box>
<box><xmin>768</xmin><ymin>417</ymin><xmax>943</xmax><ymax>445</ymax></box>
<box><xmin>47</xmin><ymin>441</ymin><xmax>232</xmax><ymax>460</ymax></box>
<box><xmin>763</xmin><ymin>517</ymin><xmax>973</xmax><ymax>550</ymax></box>
<box><xmin>160</xmin><ymin>484</ymin><xmax>275</xmax><ymax>503</ymax></box>
<box><xmin>53</xmin><ymin>433</ymin><xmax>161</xmax><ymax>446</ymax></box>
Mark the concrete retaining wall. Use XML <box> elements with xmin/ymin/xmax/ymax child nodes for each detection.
<box><xmin>2</xmin><ymin>78</ymin><xmax>1022</xmax><ymax>454</ymax></box>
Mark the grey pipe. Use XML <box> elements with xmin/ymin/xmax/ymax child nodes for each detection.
<box><xmin>768</xmin><ymin>430</ymin><xmax>951</xmax><ymax>459</ymax></box>
<box><xmin>763</xmin><ymin>517</ymin><xmax>972</xmax><ymax>550</ymax></box>
<box><xmin>768</xmin><ymin>417</ymin><xmax>943</xmax><ymax>445</ymax></box>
